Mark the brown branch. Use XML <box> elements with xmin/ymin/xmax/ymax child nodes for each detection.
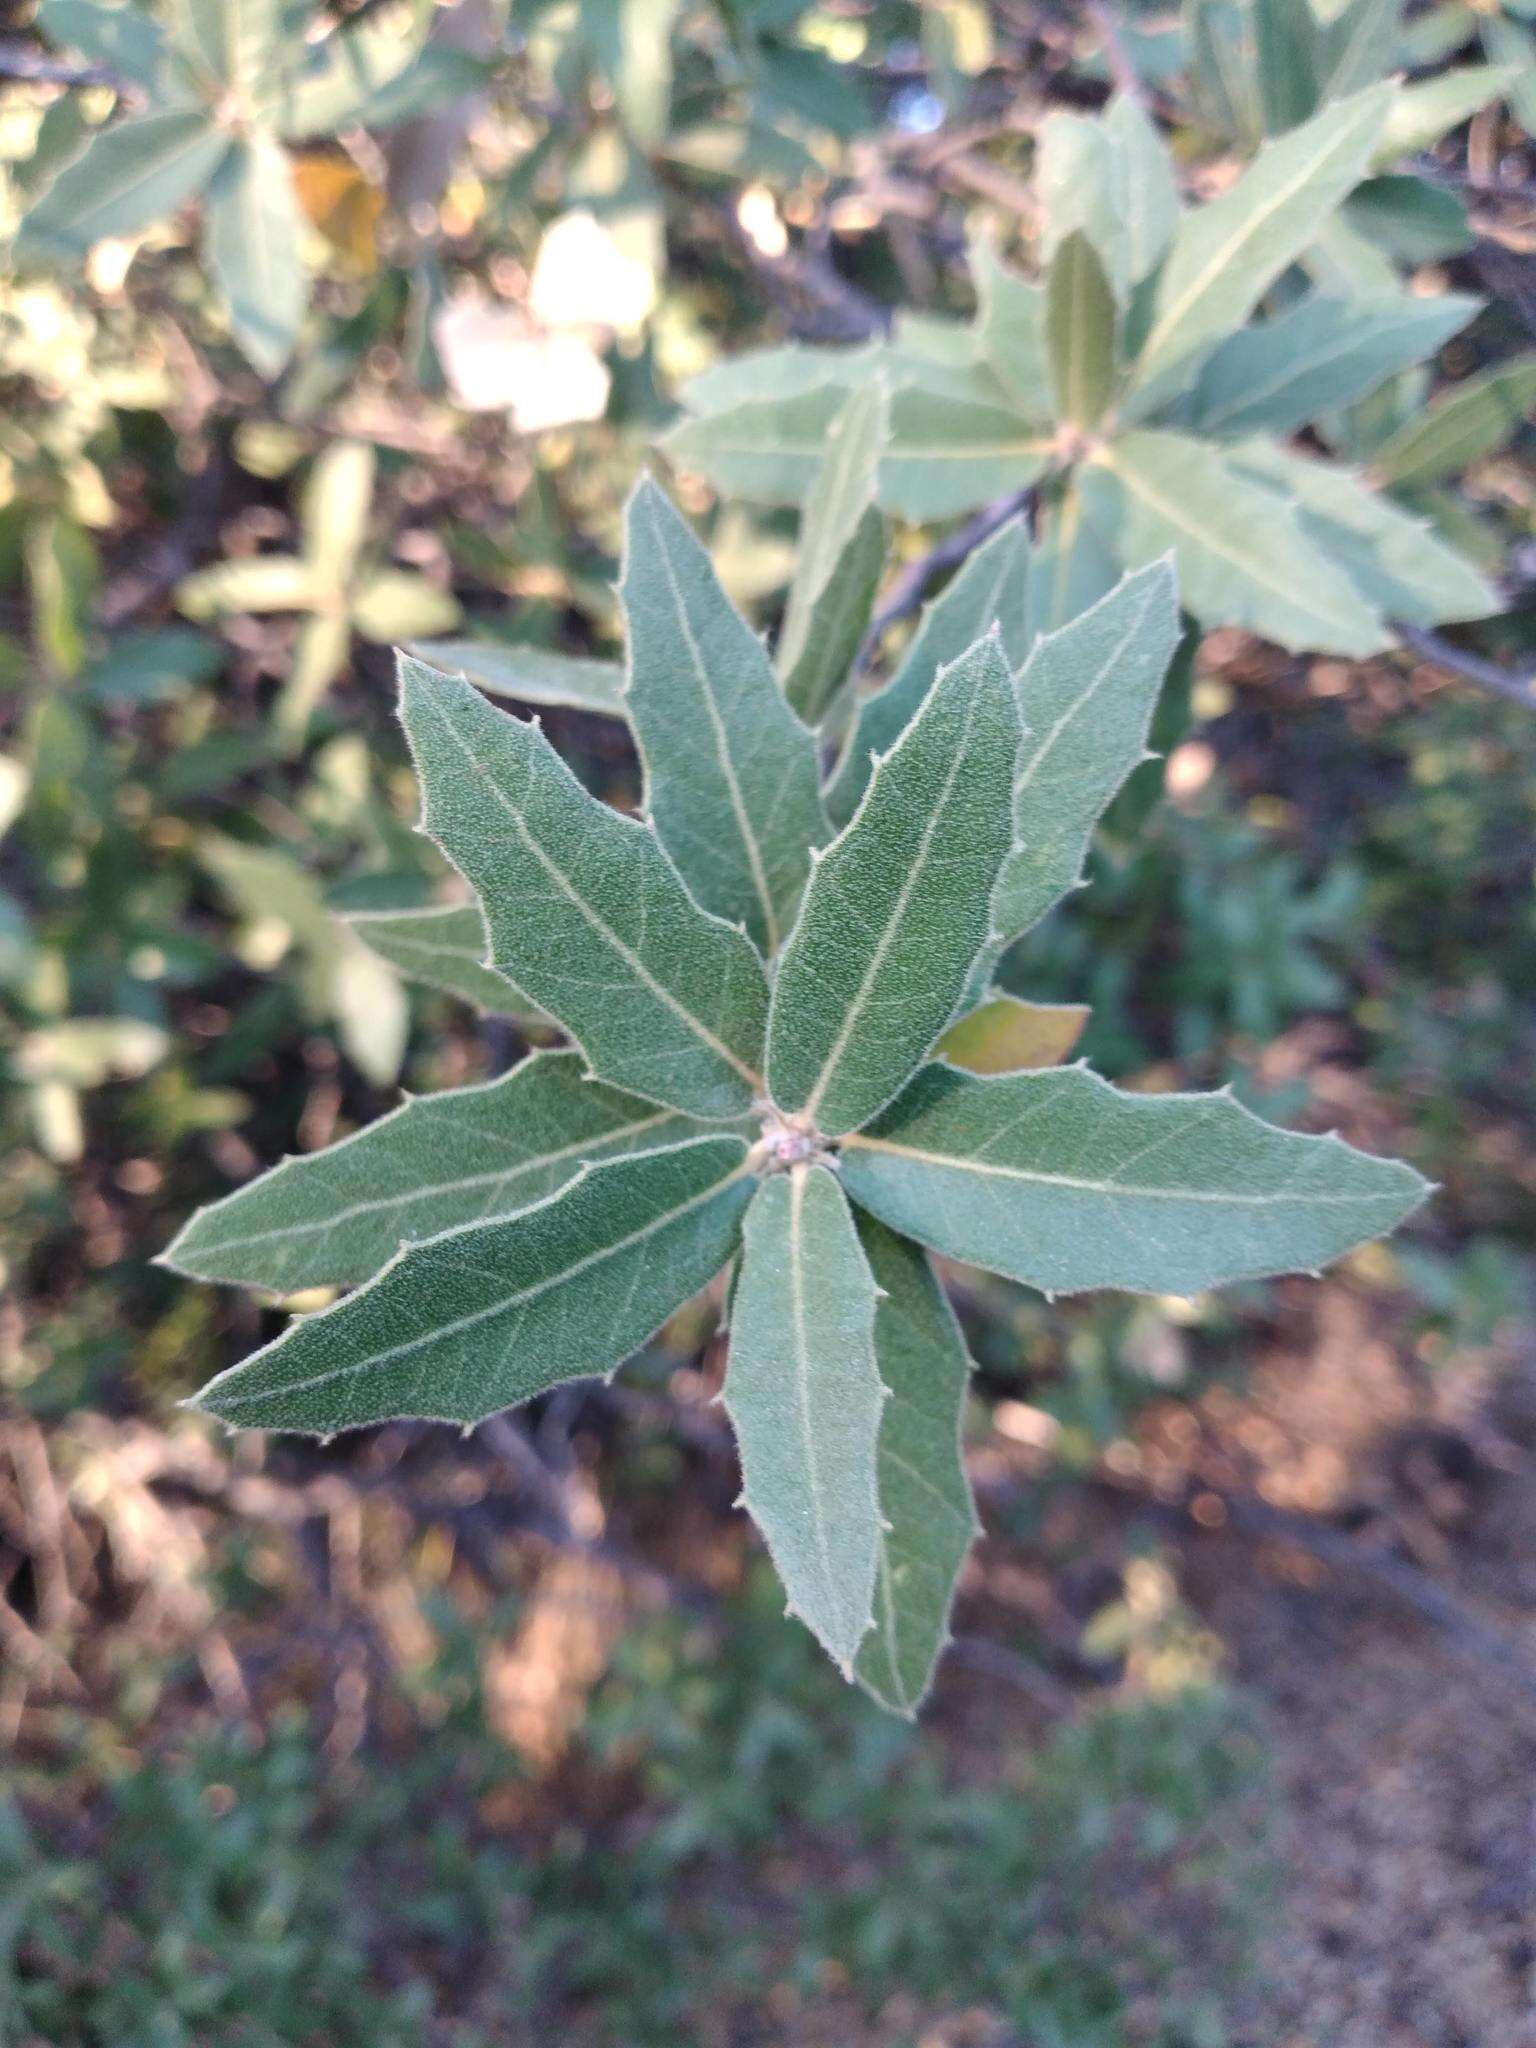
<box><xmin>1395</xmin><ymin>621</ymin><xmax>1536</xmax><ymax>711</ymax></box>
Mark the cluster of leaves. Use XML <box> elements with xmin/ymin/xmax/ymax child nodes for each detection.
<box><xmin>166</xmin><ymin>480</ymin><xmax>1426</xmax><ymax>1709</ymax></box>
<box><xmin>667</xmin><ymin>81</ymin><xmax>1528</xmax><ymax>658</ymax></box>
<box><xmin>16</xmin><ymin>0</ymin><xmax>484</xmax><ymax>372</ymax></box>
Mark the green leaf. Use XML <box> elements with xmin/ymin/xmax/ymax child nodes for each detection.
<box><xmin>767</xmin><ymin>633</ymin><xmax>1019</xmax><ymax>1138</ymax></box>
<box><xmin>972</xmin><ymin>236</ymin><xmax>1053</xmax><ymax>422</ymax></box>
<box><xmin>1480</xmin><ymin>14</ymin><xmax>1536</xmax><ymax>135</ymax></box>
<box><xmin>39</xmin><ymin>0</ymin><xmax>166</xmax><ymax>90</ymax></box>
<box><xmin>724</xmin><ymin>1163</ymin><xmax>884</xmax><ymax>1675</ymax></box>
<box><xmin>679</xmin><ymin>342</ymin><xmax>879</xmax><ymax>416</ymax></box>
<box><xmin>15</xmin><ymin>108</ymin><xmax>231</xmax><ymax>267</ymax></box>
<box><xmin>1079</xmin><ymin>431</ymin><xmax>1387</xmax><ymax>654</ymax></box>
<box><xmin>663</xmin><ymin>379</ymin><xmax>1051</xmax><ymax>522</ymax></box>
<box><xmin>985</xmin><ymin>560</ymin><xmax>1179</xmax><ymax>967</ymax></box>
<box><xmin>301</xmin><ymin>440</ymin><xmax>374</xmax><ymax>586</ymax></box>
<box><xmin>205</xmin><ymin>134</ymin><xmax>309</xmax><ymax>377</ymax></box>
<box><xmin>825</xmin><ymin>515</ymin><xmax>1035</xmax><ymax>829</ymax></box>
<box><xmin>1127</xmin><ymin>87</ymin><xmax>1392</xmax><ymax>411</ymax></box>
<box><xmin>180</xmin><ymin>0</ymin><xmax>284</xmax><ymax>95</ymax></box>
<box><xmin>1314</xmin><ymin>0</ymin><xmax>1400</xmax><ymax>99</ymax></box>
<box><xmin>275</xmin><ymin>20</ymin><xmax>431</xmax><ymax>138</ymax></box>
<box><xmin>1371</xmin><ymin>357</ymin><xmax>1536</xmax><ymax>491</ymax></box>
<box><xmin>1044</xmin><ymin>230</ymin><xmax>1117</xmax><ymax>427</ymax></box>
<box><xmin>1230</xmin><ymin>439</ymin><xmax>1496</xmax><ymax>625</ymax></box>
<box><xmin>191</xmin><ymin>1134</ymin><xmax>753</xmax><ymax>1435</ymax></box>
<box><xmin>1342</xmin><ymin>175</ymin><xmax>1470</xmax><ymax>265</ymax></box>
<box><xmin>1037</xmin><ymin>95</ymin><xmax>1178</xmax><ymax>303</ymax></box>
<box><xmin>345</xmin><ymin>903</ymin><xmax>543</xmax><ymax>1020</ymax></box>
<box><xmin>936</xmin><ymin>994</ymin><xmax>1090</xmax><ymax>1074</ymax></box>
<box><xmin>407</xmin><ymin>639</ymin><xmax>626</xmax><ymax>719</ymax></box>
<box><xmin>177</xmin><ymin>555</ymin><xmax>320</xmax><ymax>618</ymax></box>
<box><xmin>1377</xmin><ymin>64</ymin><xmax>1524</xmax><ymax>160</ymax></box>
<box><xmin>841</xmin><ymin>1063</ymin><xmax>1429</xmax><ymax>1297</ymax></box>
<box><xmin>162</xmin><ymin>1050</ymin><xmax>701</xmax><ymax>1292</ymax></box>
<box><xmin>1029</xmin><ymin>485</ymin><xmax>1122</xmax><ymax>636</ymax></box>
<box><xmin>1181</xmin><ymin>291</ymin><xmax>1481</xmax><ymax>440</ymax></box>
<box><xmin>620</xmin><ymin>479</ymin><xmax>829</xmax><ymax>954</ymax></box>
<box><xmin>853</xmin><ymin>1215</ymin><xmax>979</xmax><ymax>1716</ymax></box>
<box><xmin>399</xmin><ymin>658</ymin><xmax>770</xmax><ymax>1120</ymax></box>
<box><xmin>582</xmin><ymin>0</ymin><xmax>680</xmax><ymax>146</ymax></box>
<box><xmin>350</xmin><ymin>570</ymin><xmax>460</xmax><ymax>643</ymax></box>
<box><xmin>776</xmin><ymin>381</ymin><xmax>889</xmax><ymax>725</ymax></box>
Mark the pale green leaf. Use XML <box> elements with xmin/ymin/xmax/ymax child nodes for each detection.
<box><xmin>1038</xmin><ymin>95</ymin><xmax>1178</xmax><ymax>302</ymax></box>
<box><xmin>162</xmin><ymin>1049</ymin><xmax>701</xmax><ymax>1292</ymax></box>
<box><xmin>825</xmin><ymin>515</ymin><xmax>1035</xmax><ymax>828</ymax></box>
<box><xmin>972</xmin><ymin>236</ymin><xmax>1053</xmax><ymax>421</ymax></box>
<box><xmin>171</xmin><ymin>0</ymin><xmax>283</xmax><ymax>92</ymax></box>
<box><xmin>620</xmin><ymin>479</ymin><xmax>829</xmax><ymax>954</ymax></box>
<box><xmin>1181</xmin><ymin>291</ymin><xmax>1481</xmax><ymax>440</ymax></box>
<box><xmin>276</xmin><ymin>610</ymin><xmax>351</xmax><ymax>739</ymax></box>
<box><xmin>205</xmin><ymin>134</ymin><xmax>310</xmax><ymax>378</ymax></box>
<box><xmin>1315</xmin><ymin>0</ymin><xmax>1400</xmax><ymax>99</ymax></box>
<box><xmin>399</xmin><ymin>658</ymin><xmax>769</xmax><ymax>1120</ymax></box>
<box><xmin>777</xmin><ymin>382</ymin><xmax>890</xmax><ymax>725</ymax></box>
<box><xmin>936</xmin><ymin>995</ymin><xmax>1090</xmax><ymax>1075</ymax></box>
<box><xmin>1080</xmin><ymin>431</ymin><xmax>1387</xmax><ymax>654</ymax></box>
<box><xmin>1028</xmin><ymin>485</ymin><xmax>1122</xmax><ymax>637</ymax></box>
<box><xmin>1231</xmin><ymin>439</ymin><xmax>1497</xmax><ymax>625</ymax></box>
<box><xmin>988</xmin><ymin>560</ymin><xmax>1179</xmax><ymax>959</ymax></box>
<box><xmin>663</xmin><ymin>381</ymin><xmax>1050</xmax><ymax>522</ymax></box>
<box><xmin>1377</xmin><ymin>65</ymin><xmax>1524</xmax><ymax>161</ymax></box>
<box><xmin>328</xmin><ymin>937</ymin><xmax>409</xmax><ymax>1089</ymax></box>
<box><xmin>275</xmin><ymin>20</ymin><xmax>432</xmax><ymax>138</ymax></box>
<box><xmin>350</xmin><ymin>570</ymin><xmax>460</xmax><ymax>643</ymax></box>
<box><xmin>191</xmin><ymin>1134</ymin><xmax>753</xmax><ymax>1435</ymax></box>
<box><xmin>725</xmin><ymin>1163</ymin><xmax>884</xmax><ymax>1675</ymax></box>
<box><xmin>1128</xmin><ymin>87</ymin><xmax>1392</xmax><ymax>410</ymax></box>
<box><xmin>177</xmin><ymin>555</ymin><xmax>321</xmax><ymax>619</ymax></box>
<box><xmin>854</xmin><ymin>1215</ymin><xmax>979</xmax><ymax>1716</ymax></box>
<box><xmin>1044</xmin><ymin>231</ymin><xmax>1117</xmax><ymax>427</ymax></box>
<box><xmin>38</xmin><ymin>0</ymin><xmax>166</xmax><ymax>90</ymax></box>
<box><xmin>1479</xmin><ymin>13</ymin><xmax>1536</xmax><ymax>135</ymax></box>
<box><xmin>345</xmin><ymin>903</ymin><xmax>543</xmax><ymax>1020</ymax></box>
<box><xmin>678</xmin><ymin>342</ymin><xmax>880</xmax><ymax>416</ymax></box>
<box><xmin>301</xmin><ymin>440</ymin><xmax>375</xmax><ymax>585</ymax></box>
<box><xmin>767</xmin><ymin>633</ymin><xmax>1019</xmax><ymax>1137</ymax></box>
<box><xmin>16</xmin><ymin>108</ymin><xmax>231</xmax><ymax>267</ymax></box>
<box><xmin>408</xmin><ymin>639</ymin><xmax>626</xmax><ymax>719</ymax></box>
<box><xmin>841</xmin><ymin>1063</ymin><xmax>1429</xmax><ymax>1297</ymax></box>
<box><xmin>1371</xmin><ymin>357</ymin><xmax>1536</xmax><ymax>491</ymax></box>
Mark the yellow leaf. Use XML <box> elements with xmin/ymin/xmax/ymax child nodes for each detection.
<box><xmin>291</xmin><ymin>155</ymin><xmax>383</xmax><ymax>275</ymax></box>
<box><xmin>936</xmin><ymin>995</ymin><xmax>1090</xmax><ymax>1075</ymax></box>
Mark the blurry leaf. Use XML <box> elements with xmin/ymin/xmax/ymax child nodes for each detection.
<box><xmin>528</xmin><ymin>208</ymin><xmax>657</xmax><ymax>336</ymax></box>
<box><xmin>826</xmin><ymin>514</ymin><xmax>1036</xmax><ymax>828</ymax></box>
<box><xmin>80</xmin><ymin>626</ymin><xmax>222</xmax><ymax>704</ymax></box>
<box><xmin>16</xmin><ymin>108</ymin><xmax>230</xmax><ymax>266</ymax></box>
<box><xmin>14</xmin><ymin>1015</ymin><xmax>169</xmax><ymax>1086</ymax></box>
<box><xmin>205</xmin><ymin>133</ymin><xmax>310</xmax><ymax>377</ymax></box>
<box><xmin>1377</xmin><ymin>64</ymin><xmax>1524</xmax><ymax>159</ymax></box>
<box><xmin>408</xmin><ymin>638</ymin><xmax>626</xmax><ymax>718</ymax></box>
<box><xmin>1231</xmin><ymin>439</ymin><xmax>1497</xmax><ymax>624</ymax></box>
<box><xmin>301</xmin><ymin>440</ymin><xmax>375</xmax><ymax>586</ymax></box>
<box><xmin>1371</xmin><ymin>357</ymin><xmax>1536</xmax><ymax>490</ymax></box>
<box><xmin>854</xmin><ymin>1215</ymin><xmax>979</xmax><ymax>1716</ymax></box>
<box><xmin>1479</xmin><ymin>11</ymin><xmax>1536</xmax><ymax>134</ymax></box>
<box><xmin>767</xmin><ymin>635</ymin><xmax>1019</xmax><ymax>1138</ymax></box>
<box><xmin>163</xmin><ymin>1050</ymin><xmax>702</xmax><ymax>1291</ymax></box>
<box><xmin>0</xmin><ymin>756</ymin><xmax>30</xmax><ymax>839</ymax></box>
<box><xmin>621</xmin><ymin>479</ymin><xmax>829</xmax><ymax>953</ymax></box>
<box><xmin>1181</xmin><ymin>291</ymin><xmax>1481</xmax><ymax>440</ymax></box>
<box><xmin>1038</xmin><ymin>95</ymin><xmax>1178</xmax><ymax>303</ymax></box>
<box><xmin>346</xmin><ymin>902</ymin><xmax>544</xmax><ymax>1020</ymax></box>
<box><xmin>581</xmin><ymin>0</ymin><xmax>681</xmax><ymax>146</ymax></box>
<box><xmin>191</xmin><ymin>1136</ymin><xmax>753</xmax><ymax>1434</ymax></box>
<box><xmin>841</xmin><ymin>1063</ymin><xmax>1429</xmax><ymax>1296</ymax></box>
<box><xmin>26</xmin><ymin>514</ymin><xmax>97</xmax><ymax>678</ymax></box>
<box><xmin>38</xmin><ymin>0</ymin><xmax>166</xmax><ymax>90</ymax></box>
<box><xmin>399</xmin><ymin>659</ymin><xmax>770</xmax><ymax>1120</ymax></box>
<box><xmin>291</xmin><ymin>154</ymin><xmax>384</xmax><ymax>272</ymax></box>
<box><xmin>776</xmin><ymin>380</ymin><xmax>889</xmax><ymax>724</ymax></box>
<box><xmin>1028</xmin><ymin>485</ymin><xmax>1122</xmax><ymax>636</ymax></box>
<box><xmin>350</xmin><ymin>569</ymin><xmax>460</xmax><ymax>643</ymax></box>
<box><xmin>1045</xmin><ymin>231</ymin><xmax>1117</xmax><ymax>427</ymax></box>
<box><xmin>183</xmin><ymin>0</ymin><xmax>284</xmax><ymax>95</ymax></box>
<box><xmin>178</xmin><ymin>555</ymin><xmax>322</xmax><ymax>618</ymax></box>
<box><xmin>277</xmin><ymin>608</ymin><xmax>352</xmax><ymax>740</ymax></box>
<box><xmin>330</xmin><ymin>934</ymin><xmax>409</xmax><ymax>1086</ymax></box>
<box><xmin>1342</xmin><ymin>175</ymin><xmax>1470</xmax><ymax>264</ymax></box>
<box><xmin>936</xmin><ymin>995</ymin><xmax>1090</xmax><ymax>1074</ymax></box>
<box><xmin>1080</xmin><ymin>431</ymin><xmax>1387</xmax><ymax>653</ymax></box>
<box><xmin>725</xmin><ymin>1163</ymin><xmax>883</xmax><ymax>1674</ymax></box>
<box><xmin>1128</xmin><ymin>87</ymin><xmax>1391</xmax><ymax>410</ymax></box>
<box><xmin>276</xmin><ymin>21</ymin><xmax>470</xmax><ymax>140</ymax></box>
<box><xmin>1314</xmin><ymin>0</ymin><xmax>1400</xmax><ymax>99</ymax></box>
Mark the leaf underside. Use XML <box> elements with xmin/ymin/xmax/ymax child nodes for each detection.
<box><xmin>345</xmin><ymin>903</ymin><xmax>543</xmax><ymax>1020</ymax></box>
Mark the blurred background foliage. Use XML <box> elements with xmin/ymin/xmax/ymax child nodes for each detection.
<box><xmin>1</xmin><ymin>2</ymin><xmax>1536</xmax><ymax>2042</ymax></box>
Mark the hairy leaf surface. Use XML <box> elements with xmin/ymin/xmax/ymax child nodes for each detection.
<box><xmin>162</xmin><ymin>1051</ymin><xmax>697</xmax><ymax>1292</ymax></box>
<box><xmin>408</xmin><ymin>638</ymin><xmax>626</xmax><ymax>718</ymax></box>
<box><xmin>621</xmin><ymin>479</ymin><xmax>828</xmax><ymax>953</ymax></box>
<box><xmin>725</xmin><ymin>1164</ymin><xmax>884</xmax><ymax>1674</ymax></box>
<box><xmin>768</xmin><ymin>634</ymin><xmax>1019</xmax><ymax>1136</ymax></box>
<box><xmin>192</xmin><ymin>1135</ymin><xmax>753</xmax><ymax>1434</ymax></box>
<box><xmin>345</xmin><ymin>904</ymin><xmax>540</xmax><ymax>1019</ymax></box>
<box><xmin>842</xmin><ymin>1064</ymin><xmax>1428</xmax><ymax>1297</ymax></box>
<box><xmin>399</xmin><ymin>658</ymin><xmax>769</xmax><ymax>1120</ymax></box>
<box><xmin>854</xmin><ymin>1216</ymin><xmax>979</xmax><ymax>1717</ymax></box>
